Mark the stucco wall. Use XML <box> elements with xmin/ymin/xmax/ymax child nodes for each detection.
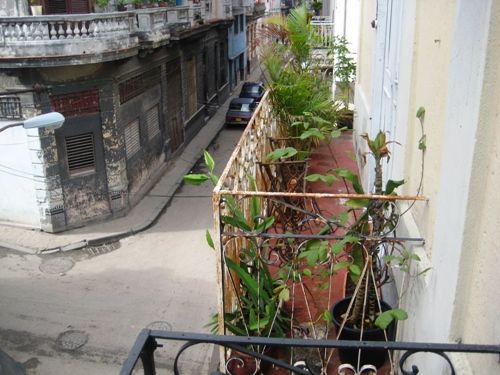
<box><xmin>397</xmin><ymin>0</ymin><xmax>498</xmax><ymax>372</ymax></box>
<box><xmin>451</xmin><ymin>0</ymin><xmax>500</xmax><ymax>371</ymax></box>
<box><xmin>401</xmin><ymin>0</ymin><xmax>455</xmax><ymax>252</ymax></box>
<box><xmin>0</xmin><ymin>126</ymin><xmax>40</xmax><ymax>227</ymax></box>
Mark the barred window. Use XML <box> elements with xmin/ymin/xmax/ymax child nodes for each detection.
<box><xmin>119</xmin><ymin>68</ymin><xmax>161</xmax><ymax>104</ymax></box>
<box><xmin>65</xmin><ymin>133</ymin><xmax>96</xmax><ymax>175</ymax></box>
<box><xmin>0</xmin><ymin>96</ymin><xmax>22</xmax><ymax>120</ymax></box>
<box><xmin>51</xmin><ymin>89</ymin><xmax>100</xmax><ymax>118</ymax></box>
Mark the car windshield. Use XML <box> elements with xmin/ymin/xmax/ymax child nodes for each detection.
<box><xmin>229</xmin><ymin>102</ymin><xmax>252</xmax><ymax>112</ymax></box>
<box><xmin>242</xmin><ymin>86</ymin><xmax>260</xmax><ymax>94</ymax></box>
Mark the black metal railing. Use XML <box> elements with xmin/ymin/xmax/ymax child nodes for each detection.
<box><xmin>120</xmin><ymin>329</ymin><xmax>500</xmax><ymax>375</ymax></box>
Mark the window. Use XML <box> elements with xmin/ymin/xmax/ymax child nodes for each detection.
<box><xmin>51</xmin><ymin>89</ymin><xmax>100</xmax><ymax>118</ymax></box>
<box><xmin>124</xmin><ymin>119</ymin><xmax>141</xmax><ymax>159</ymax></box>
<box><xmin>145</xmin><ymin>105</ymin><xmax>160</xmax><ymax>140</ymax></box>
<box><xmin>234</xmin><ymin>16</ymin><xmax>238</xmax><ymax>34</ymax></box>
<box><xmin>65</xmin><ymin>133</ymin><xmax>96</xmax><ymax>175</ymax></box>
<box><xmin>119</xmin><ymin>68</ymin><xmax>161</xmax><ymax>104</ymax></box>
<box><xmin>185</xmin><ymin>57</ymin><xmax>198</xmax><ymax>118</ymax></box>
<box><xmin>240</xmin><ymin>15</ymin><xmax>244</xmax><ymax>32</ymax></box>
<box><xmin>0</xmin><ymin>96</ymin><xmax>22</xmax><ymax>120</ymax></box>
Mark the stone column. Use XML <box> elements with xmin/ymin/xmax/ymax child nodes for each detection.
<box><xmin>100</xmin><ymin>81</ymin><xmax>129</xmax><ymax>215</ymax></box>
<box><xmin>27</xmin><ymin>126</ymin><xmax>67</xmax><ymax>233</ymax></box>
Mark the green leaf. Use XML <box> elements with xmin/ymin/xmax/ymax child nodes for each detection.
<box><xmin>320</xmin><ymin>174</ymin><xmax>336</xmax><ymax>186</ymax></box>
<box><xmin>225</xmin><ymin>257</ymin><xmax>269</xmax><ymax>301</ymax></box>
<box><xmin>205</xmin><ymin>230</ymin><xmax>215</xmax><ymax>250</ymax></box>
<box><xmin>209</xmin><ymin>173</ymin><xmax>219</xmax><ymax>186</ymax></box>
<box><xmin>305</xmin><ymin>174</ymin><xmax>322</xmax><ymax>182</ymax></box>
<box><xmin>346</xmin><ymin>198</ymin><xmax>370</xmax><ymax>208</ymax></box>
<box><xmin>385</xmin><ymin>179</ymin><xmax>405</xmax><ymax>195</ymax></box>
<box><xmin>418</xmin><ymin>134</ymin><xmax>427</xmax><ymax>152</ymax></box>
<box><xmin>183</xmin><ymin>173</ymin><xmax>209</xmax><ymax>185</ymax></box>
<box><xmin>266</xmin><ymin>147</ymin><xmax>298</xmax><ymax>161</ymax></box>
<box><xmin>333</xmin><ymin>261</ymin><xmax>350</xmax><ymax>272</ymax></box>
<box><xmin>339</xmin><ymin>211</ymin><xmax>349</xmax><ymax>225</ymax></box>
<box><xmin>323</xmin><ymin>310</ymin><xmax>333</xmax><ymax>323</ymax></box>
<box><xmin>255</xmin><ymin>216</ymin><xmax>275</xmax><ymax>232</ymax></box>
<box><xmin>249</xmin><ymin>316</ymin><xmax>270</xmax><ymax>331</ymax></box>
<box><xmin>221</xmin><ymin>215</ymin><xmax>251</xmax><ymax>232</ymax></box>
<box><xmin>300</xmin><ymin>128</ymin><xmax>325</xmax><ymax>140</ymax></box>
<box><xmin>375</xmin><ymin>309</ymin><xmax>408</xmax><ymax>330</ymax></box>
<box><xmin>303</xmin><ymin>268</ymin><xmax>312</xmax><ymax>277</ymax></box>
<box><xmin>349</xmin><ymin>264</ymin><xmax>361</xmax><ymax>276</ymax></box>
<box><xmin>416</xmin><ymin>106</ymin><xmax>426</xmax><ymax>120</ymax></box>
<box><xmin>204</xmin><ymin>150</ymin><xmax>215</xmax><ymax>173</ymax></box>
<box><xmin>336</xmin><ymin>168</ymin><xmax>364</xmax><ymax>194</ymax></box>
<box><xmin>279</xmin><ymin>288</ymin><xmax>290</xmax><ymax>301</ymax></box>
<box><xmin>331</xmin><ymin>128</ymin><xmax>342</xmax><ymax>138</ymax></box>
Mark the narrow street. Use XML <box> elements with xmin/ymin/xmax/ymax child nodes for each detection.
<box><xmin>0</xmin><ymin>125</ymin><xmax>244</xmax><ymax>374</ymax></box>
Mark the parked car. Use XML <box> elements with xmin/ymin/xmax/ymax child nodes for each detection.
<box><xmin>225</xmin><ymin>98</ymin><xmax>257</xmax><ymax>126</ymax></box>
<box><xmin>239</xmin><ymin>82</ymin><xmax>265</xmax><ymax>102</ymax></box>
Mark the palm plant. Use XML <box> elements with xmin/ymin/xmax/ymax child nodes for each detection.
<box><xmin>261</xmin><ymin>5</ymin><xmax>340</xmax><ymax>141</ymax></box>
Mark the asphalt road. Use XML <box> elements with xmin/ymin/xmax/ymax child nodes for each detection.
<box><xmin>0</xmin><ymin>125</ymin><xmax>244</xmax><ymax>374</ymax></box>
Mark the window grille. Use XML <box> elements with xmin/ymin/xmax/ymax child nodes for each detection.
<box><xmin>145</xmin><ymin>105</ymin><xmax>160</xmax><ymax>140</ymax></box>
<box><xmin>51</xmin><ymin>89</ymin><xmax>100</xmax><ymax>118</ymax></box>
<box><xmin>124</xmin><ymin>119</ymin><xmax>141</xmax><ymax>158</ymax></box>
<box><xmin>119</xmin><ymin>68</ymin><xmax>161</xmax><ymax>104</ymax></box>
<box><xmin>65</xmin><ymin>133</ymin><xmax>96</xmax><ymax>175</ymax></box>
<box><xmin>0</xmin><ymin>96</ymin><xmax>22</xmax><ymax>120</ymax></box>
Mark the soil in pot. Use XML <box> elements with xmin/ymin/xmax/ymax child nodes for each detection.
<box><xmin>337</xmin><ymin>111</ymin><xmax>353</xmax><ymax>129</ymax></box>
<box><xmin>331</xmin><ymin>297</ymin><xmax>396</xmax><ymax>368</ymax></box>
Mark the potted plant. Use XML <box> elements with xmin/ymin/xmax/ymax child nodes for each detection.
<box><xmin>133</xmin><ymin>0</ymin><xmax>145</xmax><ymax>9</ymax></box>
<box><xmin>30</xmin><ymin>0</ymin><xmax>43</xmax><ymax>15</ymax></box>
<box><xmin>330</xmin><ymin>36</ymin><xmax>356</xmax><ymax>129</ymax></box>
<box><xmin>116</xmin><ymin>0</ymin><xmax>127</xmax><ymax>11</ymax></box>
<box><xmin>95</xmin><ymin>0</ymin><xmax>109</xmax><ymax>12</ymax></box>
<box><xmin>329</xmin><ymin>131</ymin><xmax>415</xmax><ymax>368</ymax></box>
<box><xmin>184</xmin><ymin>152</ymin><xmax>292</xmax><ymax>374</ymax></box>
<box><xmin>311</xmin><ymin>0</ymin><xmax>322</xmax><ymax>16</ymax></box>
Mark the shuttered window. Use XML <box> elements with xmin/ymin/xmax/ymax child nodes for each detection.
<box><xmin>145</xmin><ymin>105</ymin><xmax>160</xmax><ymax>140</ymax></box>
<box><xmin>124</xmin><ymin>119</ymin><xmax>141</xmax><ymax>159</ymax></box>
<box><xmin>185</xmin><ymin>57</ymin><xmax>197</xmax><ymax>118</ymax></box>
<box><xmin>0</xmin><ymin>96</ymin><xmax>22</xmax><ymax>120</ymax></box>
<box><xmin>46</xmin><ymin>0</ymin><xmax>90</xmax><ymax>14</ymax></box>
<box><xmin>65</xmin><ymin>133</ymin><xmax>96</xmax><ymax>175</ymax></box>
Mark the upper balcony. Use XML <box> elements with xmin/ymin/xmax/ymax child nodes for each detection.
<box><xmin>0</xmin><ymin>4</ymin><xmax>228</xmax><ymax>68</ymax></box>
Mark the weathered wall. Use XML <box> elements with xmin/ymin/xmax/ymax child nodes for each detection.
<box><xmin>0</xmin><ymin>0</ymin><xmax>28</xmax><ymax>17</ymax></box>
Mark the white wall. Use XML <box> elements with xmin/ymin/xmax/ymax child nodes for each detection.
<box><xmin>0</xmin><ymin>125</ymin><xmax>40</xmax><ymax>227</ymax></box>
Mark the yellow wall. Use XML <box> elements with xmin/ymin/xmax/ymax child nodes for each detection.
<box><xmin>402</xmin><ymin>0</ymin><xmax>455</xmax><ymax>257</ymax></box>
<box><xmin>453</xmin><ymin>1</ymin><xmax>500</xmax><ymax>369</ymax></box>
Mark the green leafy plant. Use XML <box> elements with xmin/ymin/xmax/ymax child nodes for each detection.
<box><xmin>261</xmin><ymin>5</ymin><xmax>341</xmax><ymax>142</ymax></box>
<box><xmin>96</xmin><ymin>0</ymin><xmax>109</xmax><ymax>8</ymax></box>
<box><xmin>185</xmin><ymin>152</ymin><xmax>291</xmax><ymax>339</ymax></box>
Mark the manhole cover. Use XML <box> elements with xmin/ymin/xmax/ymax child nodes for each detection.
<box><xmin>147</xmin><ymin>321</ymin><xmax>172</xmax><ymax>331</ymax></box>
<box><xmin>56</xmin><ymin>330</ymin><xmax>88</xmax><ymax>351</ymax></box>
<box><xmin>39</xmin><ymin>257</ymin><xmax>74</xmax><ymax>274</ymax></box>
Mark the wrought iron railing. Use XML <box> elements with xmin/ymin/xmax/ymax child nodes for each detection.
<box><xmin>120</xmin><ymin>329</ymin><xmax>500</xmax><ymax>374</ymax></box>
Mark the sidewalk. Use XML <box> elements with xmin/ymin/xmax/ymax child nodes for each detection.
<box><xmin>0</xmin><ymin>67</ymin><xmax>264</xmax><ymax>255</ymax></box>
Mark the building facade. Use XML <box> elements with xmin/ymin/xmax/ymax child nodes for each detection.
<box><xmin>354</xmin><ymin>0</ymin><xmax>500</xmax><ymax>372</ymax></box>
<box><xmin>0</xmin><ymin>1</ymin><xmax>236</xmax><ymax>232</ymax></box>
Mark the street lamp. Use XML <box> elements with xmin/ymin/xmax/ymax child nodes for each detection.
<box><xmin>0</xmin><ymin>112</ymin><xmax>65</xmax><ymax>133</ymax></box>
